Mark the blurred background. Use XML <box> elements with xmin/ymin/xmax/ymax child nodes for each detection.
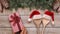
<box><xmin>0</xmin><ymin>0</ymin><xmax>60</xmax><ymax>34</ymax></box>
<box><xmin>0</xmin><ymin>0</ymin><xmax>60</xmax><ymax>13</ymax></box>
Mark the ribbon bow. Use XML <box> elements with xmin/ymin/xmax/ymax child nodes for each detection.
<box><xmin>10</xmin><ymin>13</ymin><xmax>20</xmax><ymax>26</ymax></box>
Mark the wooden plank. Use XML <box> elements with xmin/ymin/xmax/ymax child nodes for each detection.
<box><xmin>0</xmin><ymin>8</ymin><xmax>30</xmax><ymax>16</ymax></box>
<box><xmin>0</xmin><ymin>14</ymin><xmax>60</xmax><ymax>28</ymax></box>
<box><xmin>0</xmin><ymin>9</ymin><xmax>57</xmax><ymax>16</ymax></box>
<box><xmin>0</xmin><ymin>28</ymin><xmax>12</xmax><ymax>34</ymax></box>
<box><xmin>0</xmin><ymin>28</ymin><xmax>60</xmax><ymax>34</ymax></box>
<box><xmin>0</xmin><ymin>8</ymin><xmax>60</xmax><ymax>34</ymax></box>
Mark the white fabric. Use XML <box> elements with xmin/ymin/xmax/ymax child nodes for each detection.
<box><xmin>52</xmin><ymin>21</ymin><xmax>54</xmax><ymax>25</ymax></box>
<box><xmin>32</xmin><ymin>15</ymin><xmax>42</xmax><ymax>19</ymax></box>
<box><xmin>43</xmin><ymin>14</ymin><xmax>54</xmax><ymax>24</ymax></box>
<box><xmin>28</xmin><ymin>18</ymin><xmax>32</xmax><ymax>21</ymax></box>
<box><xmin>43</xmin><ymin>14</ymin><xmax>51</xmax><ymax>20</ymax></box>
<box><xmin>28</xmin><ymin>14</ymin><xmax>53</xmax><ymax>24</ymax></box>
<box><xmin>32</xmin><ymin>14</ymin><xmax>51</xmax><ymax>20</ymax></box>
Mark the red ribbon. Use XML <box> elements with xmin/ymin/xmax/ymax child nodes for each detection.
<box><xmin>10</xmin><ymin>13</ymin><xmax>20</xmax><ymax>26</ymax></box>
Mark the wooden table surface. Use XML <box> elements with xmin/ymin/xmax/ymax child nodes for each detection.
<box><xmin>0</xmin><ymin>9</ymin><xmax>60</xmax><ymax>34</ymax></box>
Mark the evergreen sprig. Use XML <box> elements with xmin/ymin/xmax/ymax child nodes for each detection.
<box><xmin>9</xmin><ymin>0</ymin><xmax>54</xmax><ymax>10</ymax></box>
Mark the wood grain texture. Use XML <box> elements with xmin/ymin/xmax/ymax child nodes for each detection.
<box><xmin>0</xmin><ymin>14</ymin><xmax>60</xmax><ymax>28</ymax></box>
<box><xmin>0</xmin><ymin>28</ymin><xmax>60</xmax><ymax>34</ymax></box>
<box><xmin>0</xmin><ymin>10</ymin><xmax>60</xmax><ymax>34</ymax></box>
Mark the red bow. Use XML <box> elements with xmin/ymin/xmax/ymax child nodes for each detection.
<box><xmin>10</xmin><ymin>13</ymin><xmax>20</xmax><ymax>26</ymax></box>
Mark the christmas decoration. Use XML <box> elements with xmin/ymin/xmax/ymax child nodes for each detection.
<box><xmin>9</xmin><ymin>0</ymin><xmax>55</xmax><ymax>11</ymax></box>
<box><xmin>0</xmin><ymin>0</ymin><xmax>9</xmax><ymax>13</ymax></box>
<box><xmin>41</xmin><ymin>9</ymin><xmax>54</xmax><ymax>34</ymax></box>
<box><xmin>0</xmin><ymin>3</ymin><xmax>3</xmax><ymax>13</ymax></box>
<box><xmin>9</xmin><ymin>9</ymin><xmax>27</xmax><ymax>34</ymax></box>
<box><xmin>28</xmin><ymin>10</ymin><xmax>41</xmax><ymax>22</ymax></box>
<box><xmin>28</xmin><ymin>10</ymin><xmax>41</xmax><ymax>34</ymax></box>
<box><xmin>44</xmin><ymin>9</ymin><xmax>54</xmax><ymax>24</ymax></box>
<box><xmin>52</xmin><ymin>0</ymin><xmax>60</xmax><ymax>12</ymax></box>
<box><xmin>57</xmin><ymin>7</ymin><xmax>60</xmax><ymax>13</ymax></box>
<box><xmin>28</xmin><ymin>9</ymin><xmax>54</xmax><ymax>34</ymax></box>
